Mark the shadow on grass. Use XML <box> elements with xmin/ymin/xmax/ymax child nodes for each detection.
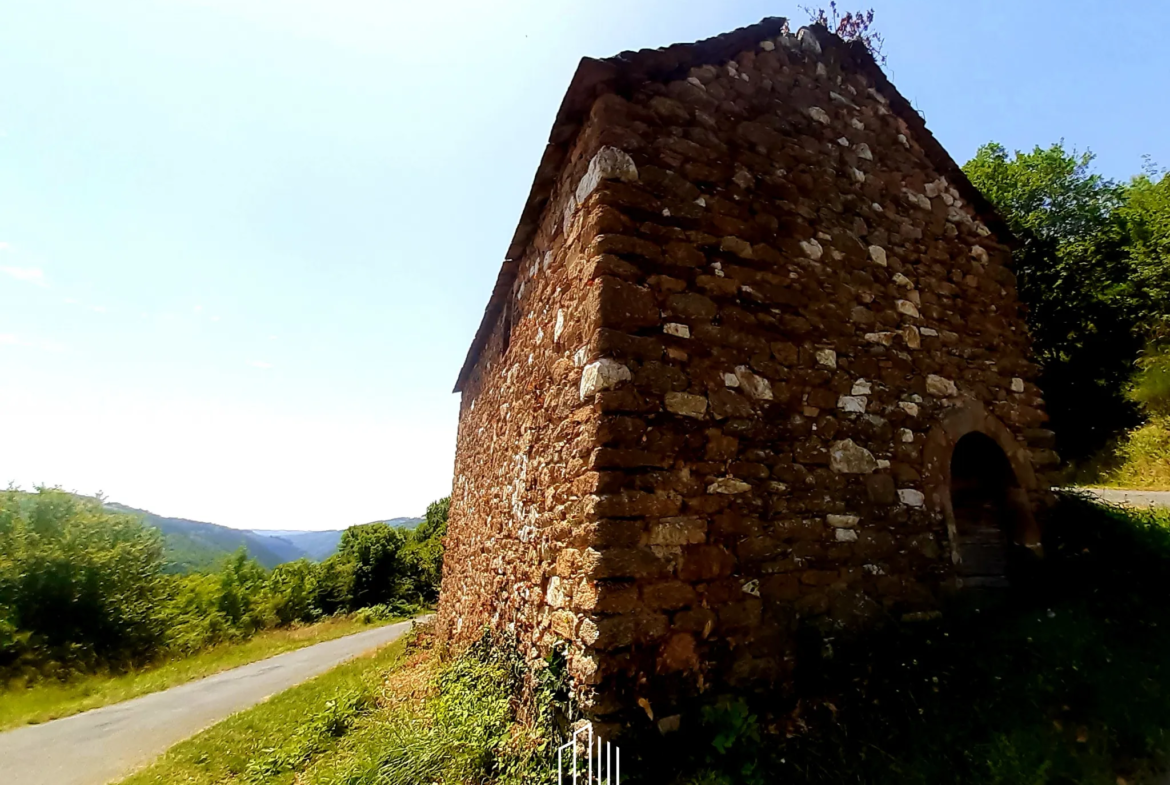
<box><xmin>639</xmin><ymin>493</ymin><xmax>1170</xmax><ymax>785</ymax></box>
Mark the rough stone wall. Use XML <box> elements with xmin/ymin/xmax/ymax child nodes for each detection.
<box><xmin>441</xmin><ymin>24</ymin><xmax>1057</xmax><ymax>729</ymax></box>
<box><xmin>437</xmin><ymin>103</ymin><xmax>645</xmax><ymax>660</ymax></box>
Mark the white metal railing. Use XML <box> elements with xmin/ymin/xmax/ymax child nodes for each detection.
<box><xmin>556</xmin><ymin>723</ymin><xmax>620</xmax><ymax>784</ymax></box>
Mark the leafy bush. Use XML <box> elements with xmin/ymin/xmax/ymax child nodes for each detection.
<box><xmin>291</xmin><ymin>630</ymin><xmax>566</xmax><ymax>785</ymax></box>
<box><xmin>963</xmin><ymin>146</ymin><xmax>1170</xmax><ymax>460</ymax></box>
<box><xmin>0</xmin><ymin>488</ymin><xmax>166</xmax><ymax>677</ymax></box>
<box><xmin>0</xmin><ymin>488</ymin><xmax>449</xmax><ymax>683</ymax></box>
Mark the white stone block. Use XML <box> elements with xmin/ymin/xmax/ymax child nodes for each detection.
<box><xmin>830</xmin><ymin>439</ymin><xmax>878</xmax><ymax>474</ymax></box>
<box><xmin>665</xmin><ymin>392</ymin><xmax>707</xmax><ymax>419</ymax></box>
<box><xmin>735</xmin><ymin>366</ymin><xmax>773</xmax><ymax>400</ymax></box>
<box><xmin>800</xmin><ymin>238</ymin><xmax>824</xmax><ymax>260</ymax></box>
<box><xmin>838</xmin><ymin>395</ymin><xmax>867</xmax><ymax>413</ymax></box>
<box><xmin>898</xmin><ymin>489</ymin><xmax>925</xmax><ymax>507</ymax></box>
<box><xmin>708</xmin><ymin>477</ymin><xmax>752</xmax><ymax>494</ymax></box>
<box><xmin>925</xmin><ymin>374</ymin><xmax>957</xmax><ymax>397</ymax></box>
<box><xmin>579</xmin><ymin>359</ymin><xmax>631</xmax><ymax>400</ymax></box>
<box><xmin>575</xmin><ymin>146</ymin><xmax>638</xmax><ymax>205</ymax></box>
<box><xmin>827</xmin><ymin>514</ymin><xmax>860</xmax><ymax>528</ymax></box>
<box><xmin>554</xmin><ymin>309</ymin><xmax>565</xmax><ymax>343</ymax></box>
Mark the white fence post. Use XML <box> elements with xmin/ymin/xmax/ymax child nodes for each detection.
<box><xmin>556</xmin><ymin>723</ymin><xmax>620</xmax><ymax>784</ymax></box>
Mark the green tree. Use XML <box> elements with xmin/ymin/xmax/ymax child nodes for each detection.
<box><xmin>266</xmin><ymin>559</ymin><xmax>321</xmax><ymax>625</ymax></box>
<box><xmin>1118</xmin><ymin>169</ymin><xmax>1170</xmax><ymax>343</ymax></box>
<box><xmin>216</xmin><ymin>549</ymin><xmax>270</xmax><ymax>633</ymax></box>
<box><xmin>0</xmin><ymin>488</ymin><xmax>166</xmax><ymax>671</ymax></box>
<box><xmin>403</xmin><ymin>497</ymin><xmax>449</xmax><ymax>602</ymax></box>
<box><xmin>964</xmin><ymin>142</ymin><xmax>1143</xmax><ymax>458</ymax></box>
<box><xmin>337</xmin><ymin>522</ymin><xmax>408</xmax><ymax>609</ymax></box>
<box><xmin>313</xmin><ymin>554</ymin><xmax>355</xmax><ymax>615</ymax></box>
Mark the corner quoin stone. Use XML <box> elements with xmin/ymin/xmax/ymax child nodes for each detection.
<box><xmin>580</xmin><ymin>359</ymin><xmax>631</xmax><ymax>400</ymax></box>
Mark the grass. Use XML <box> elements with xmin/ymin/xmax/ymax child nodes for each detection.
<box><xmin>109</xmin><ymin>495</ymin><xmax>1170</xmax><ymax>785</ymax></box>
<box><xmin>642</xmin><ymin>494</ymin><xmax>1170</xmax><ymax>785</ymax></box>
<box><xmin>1069</xmin><ymin>417</ymin><xmax>1170</xmax><ymax>490</ymax></box>
<box><xmin>117</xmin><ymin>633</ymin><xmax>413</xmax><ymax>785</ymax></box>
<box><xmin>115</xmin><ymin>623</ymin><xmax>564</xmax><ymax>785</ymax></box>
<box><xmin>0</xmin><ymin>614</ymin><xmax>403</xmax><ymax>732</ymax></box>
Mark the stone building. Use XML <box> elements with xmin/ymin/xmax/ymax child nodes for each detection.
<box><xmin>437</xmin><ymin>18</ymin><xmax>1057</xmax><ymax>727</ymax></box>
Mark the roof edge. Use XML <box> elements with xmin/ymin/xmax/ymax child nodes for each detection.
<box><xmin>453</xmin><ymin>18</ymin><xmax>790</xmax><ymax>393</ymax></box>
<box><xmin>453</xmin><ymin>18</ymin><xmax>1015</xmax><ymax>393</ymax></box>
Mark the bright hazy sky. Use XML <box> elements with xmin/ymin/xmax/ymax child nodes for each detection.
<box><xmin>2</xmin><ymin>1</ymin><xmax>1167</xmax><ymax>530</ymax></box>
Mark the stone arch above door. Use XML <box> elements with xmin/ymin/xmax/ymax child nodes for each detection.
<box><xmin>922</xmin><ymin>399</ymin><xmax>1042</xmax><ymax>575</ymax></box>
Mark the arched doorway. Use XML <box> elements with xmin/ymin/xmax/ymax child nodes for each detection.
<box><xmin>949</xmin><ymin>431</ymin><xmax>1028</xmax><ymax>587</ymax></box>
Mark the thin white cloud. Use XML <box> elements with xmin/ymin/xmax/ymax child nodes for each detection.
<box><xmin>1</xmin><ymin>266</ymin><xmax>47</xmax><ymax>287</ymax></box>
<box><xmin>64</xmin><ymin>297</ymin><xmax>78</xmax><ymax>304</ymax></box>
<box><xmin>89</xmin><ymin>305</ymin><xmax>107</xmax><ymax>314</ymax></box>
<box><xmin>193</xmin><ymin>304</ymin><xmax>203</xmax><ymax>314</ymax></box>
<box><xmin>0</xmin><ymin>333</ymin><xmax>66</xmax><ymax>352</ymax></box>
<box><xmin>249</xmin><ymin>360</ymin><xmax>273</xmax><ymax>369</ymax></box>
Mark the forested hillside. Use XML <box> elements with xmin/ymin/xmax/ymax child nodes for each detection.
<box><xmin>101</xmin><ymin>502</ymin><xmax>423</xmax><ymax>573</ymax></box>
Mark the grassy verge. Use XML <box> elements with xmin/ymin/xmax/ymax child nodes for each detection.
<box><xmin>1068</xmin><ymin>417</ymin><xmax>1170</xmax><ymax>490</ymax></box>
<box><xmin>0</xmin><ymin>614</ymin><xmax>404</xmax><ymax>731</ymax></box>
<box><xmin>117</xmin><ymin>634</ymin><xmax>415</xmax><ymax>785</ymax></box>
<box><xmin>116</xmin><ymin>496</ymin><xmax>1170</xmax><ymax>785</ymax></box>
<box><xmin>116</xmin><ymin>622</ymin><xmax>562</xmax><ymax>785</ymax></box>
<box><xmin>648</xmin><ymin>494</ymin><xmax>1170</xmax><ymax>785</ymax></box>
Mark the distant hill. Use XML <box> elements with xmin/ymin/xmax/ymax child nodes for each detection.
<box><xmin>383</xmin><ymin>516</ymin><xmax>425</xmax><ymax>529</ymax></box>
<box><xmin>248</xmin><ymin>530</ymin><xmax>343</xmax><ymax>562</ymax></box>
<box><xmin>249</xmin><ymin>517</ymin><xmax>422</xmax><ymax>561</ymax></box>
<box><xmin>104</xmin><ymin>503</ymin><xmax>307</xmax><ymax>572</ymax></box>
<box><xmin>103</xmin><ymin>502</ymin><xmax>424</xmax><ymax>572</ymax></box>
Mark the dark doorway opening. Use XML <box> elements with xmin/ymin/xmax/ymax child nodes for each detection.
<box><xmin>950</xmin><ymin>432</ymin><xmax>1026</xmax><ymax>587</ymax></box>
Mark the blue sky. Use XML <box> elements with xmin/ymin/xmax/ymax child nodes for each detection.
<box><xmin>1</xmin><ymin>0</ymin><xmax>1167</xmax><ymax>530</ymax></box>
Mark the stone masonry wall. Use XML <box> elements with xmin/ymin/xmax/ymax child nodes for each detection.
<box><xmin>437</xmin><ymin>100</ymin><xmax>640</xmax><ymax>661</ymax></box>
<box><xmin>440</xmin><ymin>23</ymin><xmax>1056</xmax><ymax>730</ymax></box>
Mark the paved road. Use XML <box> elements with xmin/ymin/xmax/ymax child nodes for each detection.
<box><xmin>0</xmin><ymin>618</ymin><xmax>419</xmax><ymax>785</ymax></box>
<box><xmin>1078</xmin><ymin>488</ymin><xmax>1170</xmax><ymax>509</ymax></box>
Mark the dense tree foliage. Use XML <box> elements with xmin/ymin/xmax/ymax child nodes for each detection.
<box><xmin>964</xmin><ymin>143</ymin><xmax>1170</xmax><ymax>459</ymax></box>
<box><xmin>0</xmin><ymin>490</ymin><xmax>166</xmax><ymax>674</ymax></box>
<box><xmin>401</xmin><ymin>497</ymin><xmax>450</xmax><ymax>604</ymax></box>
<box><xmin>0</xmin><ymin>488</ymin><xmax>450</xmax><ymax>681</ymax></box>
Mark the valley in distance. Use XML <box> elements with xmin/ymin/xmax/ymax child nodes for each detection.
<box><xmin>102</xmin><ymin>501</ymin><xmax>423</xmax><ymax>573</ymax></box>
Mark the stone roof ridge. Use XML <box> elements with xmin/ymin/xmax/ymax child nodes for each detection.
<box><xmin>453</xmin><ymin>19</ymin><xmax>1014</xmax><ymax>392</ymax></box>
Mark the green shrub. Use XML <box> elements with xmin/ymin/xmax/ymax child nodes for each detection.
<box><xmin>0</xmin><ymin>488</ymin><xmax>166</xmax><ymax>677</ymax></box>
<box><xmin>244</xmin><ymin>688</ymin><xmax>374</xmax><ymax>782</ymax></box>
<box><xmin>0</xmin><ymin>490</ymin><xmax>448</xmax><ymax>684</ymax></box>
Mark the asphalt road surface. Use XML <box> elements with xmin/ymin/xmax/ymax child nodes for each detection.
<box><xmin>0</xmin><ymin>618</ymin><xmax>419</xmax><ymax>785</ymax></box>
<box><xmin>1079</xmin><ymin>488</ymin><xmax>1170</xmax><ymax>509</ymax></box>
